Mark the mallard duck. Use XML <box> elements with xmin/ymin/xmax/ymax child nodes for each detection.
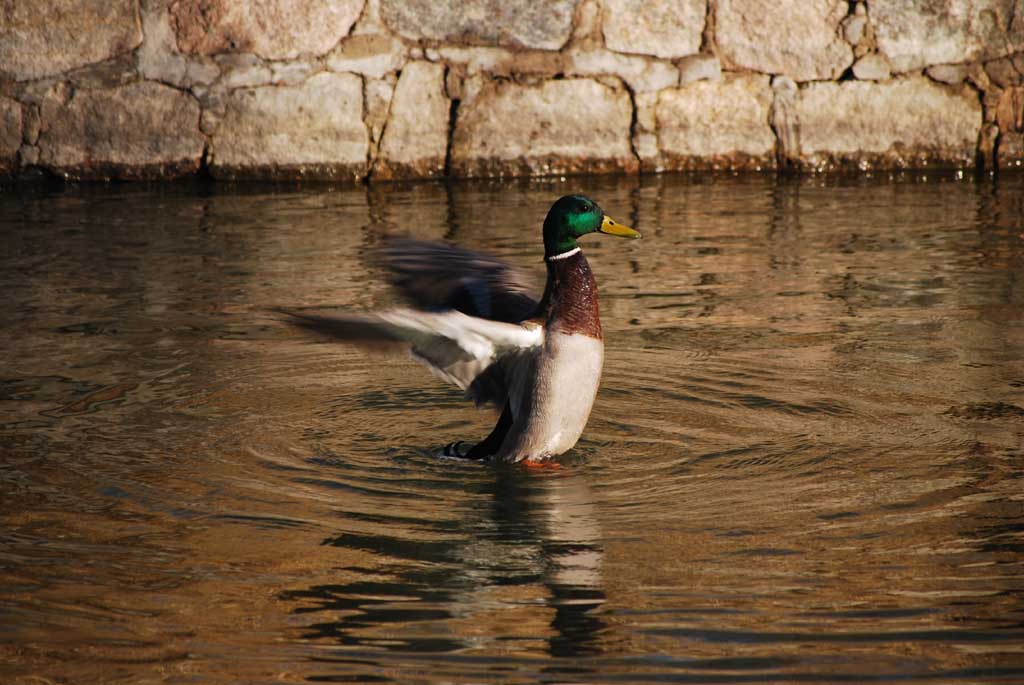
<box><xmin>282</xmin><ymin>194</ymin><xmax>641</xmax><ymax>463</ymax></box>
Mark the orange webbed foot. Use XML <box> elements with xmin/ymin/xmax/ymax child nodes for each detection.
<box><xmin>522</xmin><ymin>459</ymin><xmax>562</xmax><ymax>471</ymax></box>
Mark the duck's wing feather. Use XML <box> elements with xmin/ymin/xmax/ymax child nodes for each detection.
<box><xmin>380</xmin><ymin>238</ymin><xmax>539</xmax><ymax>323</ymax></box>
<box><xmin>280</xmin><ymin>307</ymin><xmax>543</xmax><ymax>406</ymax></box>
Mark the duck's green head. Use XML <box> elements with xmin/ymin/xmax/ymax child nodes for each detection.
<box><xmin>543</xmin><ymin>194</ymin><xmax>641</xmax><ymax>258</ymax></box>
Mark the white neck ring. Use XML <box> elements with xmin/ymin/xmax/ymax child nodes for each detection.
<box><xmin>546</xmin><ymin>246</ymin><xmax>581</xmax><ymax>262</ymax></box>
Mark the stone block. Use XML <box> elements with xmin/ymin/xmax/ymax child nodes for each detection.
<box><xmin>374</xmin><ymin>61</ymin><xmax>449</xmax><ymax>180</ymax></box>
<box><xmin>170</xmin><ymin>0</ymin><xmax>364</xmax><ymax>60</ymax></box>
<box><xmin>434</xmin><ymin>47</ymin><xmax>517</xmax><ymax>74</ymax></box>
<box><xmin>65</xmin><ymin>55</ymin><xmax>139</xmax><ymax>90</ymax></box>
<box><xmin>926</xmin><ymin>64</ymin><xmax>970</xmax><ymax>85</ymax></box>
<box><xmin>714</xmin><ymin>0</ymin><xmax>853</xmax><ymax>81</ymax></box>
<box><xmin>22</xmin><ymin>104</ymin><xmax>41</xmax><ymax>145</ymax></box>
<box><xmin>978</xmin><ymin>123</ymin><xmax>998</xmax><ymax>169</ymax></box>
<box><xmin>985</xmin><ymin>58</ymin><xmax>1023</xmax><ymax>88</ymax></box>
<box><xmin>364</xmin><ymin>77</ymin><xmax>396</xmax><ymax>144</ymax></box>
<box><xmin>842</xmin><ymin>5</ymin><xmax>867</xmax><ymax>46</ymax></box>
<box><xmin>436</xmin><ymin>46</ymin><xmax>568</xmax><ymax>77</ymax></box>
<box><xmin>568</xmin><ymin>49</ymin><xmax>679</xmax><ymax>93</ymax></box>
<box><xmin>771</xmin><ymin>76</ymin><xmax>799</xmax><ymax>165</ymax></box>
<box><xmin>795</xmin><ymin>78</ymin><xmax>982</xmax><ymax>169</ymax></box>
<box><xmin>137</xmin><ymin>3</ymin><xmax>222</xmax><ymax>90</ymax></box>
<box><xmin>326</xmin><ymin>34</ymin><xmax>407</xmax><ymax>78</ymax></box>
<box><xmin>572</xmin><ymin>0</ymin><xmax>602</xmax><ymax>42</ymax></box>
<box><xmin>677</xmin><ymin>54</ymin><xmax>722</xmax><ymax>84</ymax></box>
<box><xmin>379</xmin><ymin>0</ymin><xmax>579</xmax><ymax>50</ymax></box>
<box><xmin>209</xmin><ymin>72</ymin><xmax>368</xmax><ymax>180</ymax></box>
<box><xmin>633</xmin><ymin>91</ymin><xmax>659</xmax><ymax>165</ymax></box>
<box><xmin>0</xmin><ymin>97</ymin><xmax>21</xmax><ymax>176</ymax></box>
<box><xmin>872</xmin><ymin>0</ymin><xmax>1024</xmax><ymax>72</ymax></box>
<box><xmin>217</xmin><ymin>54</ymin><xmax>273</xmax><ymax>89</ymax></box>
<box><xmin>655</xmin><ymin>75</ymin><xmax>776</xmax><ymax>170</ymax></box>
<box><xmin>602</xmin><ymin>0</ymin><xmax>704</xmax><ymax>59</ymax></box>
<box><xmin>37</xmin><ymin>82</ymin><xmax>204</xmax><ymax>180</ymax></box>
<box><xmin>852</xmin><ymin>54</ymin><xmax>892</xmax><ymax>81</ymax></box>
<box><xmin>995</xmin><ymin>87</ymin><xmax>1024</xmax><ymax>133</ymax></box>
<box><xmin>997</xmin><ymin>132</ymin><xmax>1024</xmax><ymax>169</ymax></box>
<box><xmin>0</xmin><ymin>0</ymin><xmax>142</xmax><ymax>81</ymax></box>
<box><xmin>18</xmin><ymin>145</ymin><xmax>39</xmax><ymax>168</ymax></box>
<box><xmin>271</xmin><ymin>61</ymin><xmax>318</xmax><ymax>86</ymax></box>
<box><xmin>451</xmin><ymin>78</ymin><xmax>637</xmax><ymax>178</ymax></box>
<box><xmin>137</xmin><ymin>4</ymin><xmax>186</xmax><ymax>87</ymax></box>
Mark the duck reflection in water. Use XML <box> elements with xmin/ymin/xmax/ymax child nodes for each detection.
<box><xmin>461</xmin><ymin>466</ymin><xmax>606</xmax><ymax>658</ymax></box>
<box><xmin>283</xmin><ymin>465</ymin><xmax>606</xmax><ymax>659</ymax></box>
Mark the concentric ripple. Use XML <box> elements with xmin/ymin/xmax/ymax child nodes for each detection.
<box><xmin>1</xmin><ymin>175</ymin><xmax>1022</xmax><ymax>684</ymax></box>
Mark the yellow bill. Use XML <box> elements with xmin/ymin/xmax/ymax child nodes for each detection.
<box><xmin>600</xmin><ymin>215</ymin><xmax>641</xmax><ymax>239</ymax></box>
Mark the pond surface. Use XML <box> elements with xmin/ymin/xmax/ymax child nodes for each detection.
<box><xmin>1</xmin><ymin>173</ymin><xmax>1023</xmax><ymax>684</ymax></box>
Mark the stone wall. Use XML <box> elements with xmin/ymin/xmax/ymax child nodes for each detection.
<box><xmin>1</xmin><ymin>0</ymin><xmax>1022</xmax><ymax>181</ymax></box>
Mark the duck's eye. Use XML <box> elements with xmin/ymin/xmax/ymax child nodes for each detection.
<box><xmin>578</xmin><ymin>204</ymin><xmax>591</xmax><ymax>213</ymax></box>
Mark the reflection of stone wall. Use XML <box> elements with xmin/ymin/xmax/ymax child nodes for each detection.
<box><xmin>0</xmin><ymin>0</ymin><xmax>1021</xmax><ymax>181</ymax></box>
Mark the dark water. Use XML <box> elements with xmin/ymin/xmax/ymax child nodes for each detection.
<box><xmin>1</xmin><ymin>173</ymin><xmax>1023</xmax><ymax>684</ymax></box>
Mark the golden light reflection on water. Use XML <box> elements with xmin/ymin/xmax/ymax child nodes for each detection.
<box><xmin>1</xmin><ymin>173</ymin><xmax>1022</xmax><ymax>683</ymax></box>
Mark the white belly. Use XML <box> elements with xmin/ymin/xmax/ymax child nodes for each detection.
<box><xmin>498</xmin><ymin>332</ymin><xmax>604</xmax><ymax>461</ymax></box>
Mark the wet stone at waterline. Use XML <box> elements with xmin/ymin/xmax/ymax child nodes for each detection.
<box><xmin>0</xmin><ymin>174</ymin><xmax>1022</xmax><ymax>684</ymax></box>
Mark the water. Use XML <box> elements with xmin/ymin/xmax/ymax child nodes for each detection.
<box><xmin>1</xmin><ymin>173</ymin><xmax>1023</xmax><ymax>684</ymax></box>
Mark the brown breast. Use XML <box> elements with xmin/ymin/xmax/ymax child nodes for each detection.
<box><xmin>537</xmin><ymin>250</ymin><xmax>602</xmax><ymax>339</ymax></box>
